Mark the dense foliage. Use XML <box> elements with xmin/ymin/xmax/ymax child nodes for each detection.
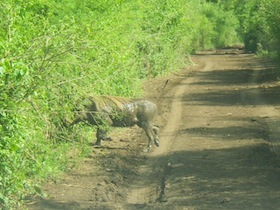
<box><xmin>221</xmin><ymin>0</ymin><xmax>280</xmax><ymax>55</ymax></box>
<box><xmin>0</xmin><ymin>0</ymin><xmax>279</xmax><ymax>208</ymax></box>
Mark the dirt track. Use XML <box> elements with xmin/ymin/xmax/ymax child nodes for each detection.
<box><xmin>27</xmin><ymin>50</ymin><xmax>280</xmax><ymax>210</ymax></box>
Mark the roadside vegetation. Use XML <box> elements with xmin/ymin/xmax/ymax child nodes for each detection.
<box><xmin>0</xmin><ymin>0</ymin><xmax>279</xmax><ymax>208</ymax></box>
<box><xmin>222</xmin><ymin>0</ymin><xmax>280</xmax><ymax>56</ymax></box>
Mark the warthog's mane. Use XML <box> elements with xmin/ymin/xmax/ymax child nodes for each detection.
<box><xmin>83</xmin><ymin>95</ymin><xmax>137</xmax><ymax>112</ymax></box>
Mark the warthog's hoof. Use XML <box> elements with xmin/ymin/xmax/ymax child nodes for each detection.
<box><xmin>93</xmin><ymin>141</ymin><xmax>102</xmax><ymax>148</ymax></box>
<box><xmin>142</xmin><ymin>147</ymin><xmax>151</xmax><ymax>153</ymax></box>
<box><xmin>155</xmin><ymin>140</ymin><xmax>160</xmax><ymax>147</ymax></box>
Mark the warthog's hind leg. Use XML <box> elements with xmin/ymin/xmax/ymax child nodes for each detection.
<box><xmin>153</xmin><ymin>125</ymin><xmax>159</xmax><ymax>147</ymax></box>
<box><xmin>141</xmin><ymin>122</ymin><xmax>159</xmax><ymax>152</ymax></box>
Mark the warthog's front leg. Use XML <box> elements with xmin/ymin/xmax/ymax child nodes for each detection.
<box><xmin>95</xmin><ymin>112</ymin><xmax>113</xmax><ymax>146</ymax></box>
<box><xmin>96</xmin><ymin>128</ymin><xmax>112</xmax><ymax>146</ymax></box>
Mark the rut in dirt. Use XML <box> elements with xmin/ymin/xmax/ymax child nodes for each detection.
<box><xmin>124</xmin><ymin>64</ymin><xmax>187</xmax><ymax>206</ymax></box>
<box><xmin>124</xmin><ymin>51</ymin><xmax>280</xmax><ymax>210</ymax></box>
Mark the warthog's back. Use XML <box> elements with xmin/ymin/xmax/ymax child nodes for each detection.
<box><xmin>86</xmin><ymin>95</ymin><xmax>135</xmax><ymax>112</ymax></box>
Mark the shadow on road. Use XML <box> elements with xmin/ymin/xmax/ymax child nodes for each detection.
<box><xmin>156</xmin><ymin>144</ymin><xmax>280</xmax><ymax>209</ymax></box>
<box><xmin>183</xmin><ymin>67</ymin><xmax>280</xmax><ymax>107</ymax></box>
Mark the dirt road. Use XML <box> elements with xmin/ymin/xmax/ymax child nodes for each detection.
<box><xmin>27</xmin><ymin>51</ymin><xmax>280</xmax><ymax>210</ymax></box>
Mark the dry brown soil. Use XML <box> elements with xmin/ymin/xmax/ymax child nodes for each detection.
<box><xmin>27</xmin><ymin>50</ymin><xmax>280</xmax><ymax>210</ymax></box>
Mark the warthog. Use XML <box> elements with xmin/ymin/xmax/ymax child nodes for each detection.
<box><xmin>66</xmin><ymin>96</ymin><xmax>159</xmax><ymax>151</ymax></box>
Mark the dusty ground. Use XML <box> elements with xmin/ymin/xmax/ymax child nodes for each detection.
<box><xmin>26</xmin><ymin>50</ymin><xmax>280</xmax><ymax>210</ymax></box>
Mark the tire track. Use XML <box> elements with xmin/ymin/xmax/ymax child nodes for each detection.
<box><xmin>125</xmin><ymin>60</ymin><xmax>209</xmax><ymax>207</ymax></box>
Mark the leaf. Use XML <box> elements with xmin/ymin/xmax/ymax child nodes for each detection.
<box><xmin>0</xmin><ymin>66</ymin><xmax>5</xmax><ymax>76</ymax></box>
